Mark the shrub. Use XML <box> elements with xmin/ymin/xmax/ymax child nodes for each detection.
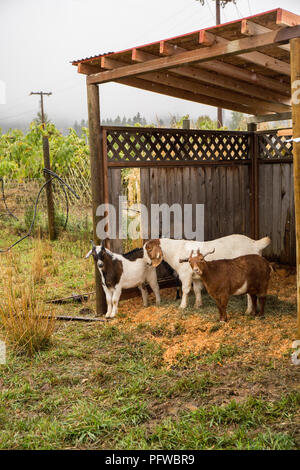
<box><xmin>0</xmin><ymin>277</ymin><xmax>56</xmax><ymax>356</ymax></box>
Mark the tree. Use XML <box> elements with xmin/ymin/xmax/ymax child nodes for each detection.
<box><xmin>34</xmin><ymin>111</ymin><xmax>50</xmax><ymax>125</ymax></box>
<box><xmin>228</xmin><ymin>111</ymin><xmax>247</xmax><ymax>131</ymax></box>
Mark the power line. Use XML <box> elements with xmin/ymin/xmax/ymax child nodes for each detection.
<box><xmin>163</xmin><ymin>7</ymin><xmax>215</xmax><ymax>37</ymax></box>
<box><xmin>0</xmin><ymin>107</ymin><xmax>37</xmax><ymax>122</ymax></box>
<box><xmin>247</xmin><ymin>0</ymin><xmax>252</xmax><ymax>15</ymax></box>
<box><xmin>132</xmin><ymin>2</ymin><xmax>196</xmax><ymax>44</ymax></box>
<box><xmin>195</xmin><ymin>0</ymin><xmax>240</xmax><ymax>127</ymax></box>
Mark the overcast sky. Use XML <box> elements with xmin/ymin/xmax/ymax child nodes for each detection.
<box><xmin>1</xmin><ymin>0</ymin><xmax>299</xmax><ymax>129</ymax></box>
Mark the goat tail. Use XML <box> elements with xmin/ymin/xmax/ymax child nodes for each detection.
<box><xmin>255</xmin><ymin>236</ymin><xmax>271</xmax><ymax>252</ymax></box>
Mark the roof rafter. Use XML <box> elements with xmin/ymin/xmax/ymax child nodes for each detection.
<box><xmin>115</xmin><ymin>76</ymin><xmax>263</xmax><ymax>115</ymax></box>
<box><xmin>241</xmin><ymin>19</ymin><xmax>290</xmax><ymax>51</ymax></box>
<box><xmin>87</xmin><ymin>26</ymin><xmax>299</xmax><ymax>85</ymax></box>
<box><xmin>101</xmin><ymin>52</ymin><xmax>278</xmax><ymax>114</ymax></box>
<box><xmin>133</xmin><ymin>47</ymin><xmax>290</xmax><ymax>109</ymax></box>
<box><xmin>199</xmin><ymin>30</ymin><xmax>290</xmax><ymax>76</ymax></box>
<box><xmin>159</xmin><ymin>41</ymin><xmax>290</xmax><ymax>96</ymax></box>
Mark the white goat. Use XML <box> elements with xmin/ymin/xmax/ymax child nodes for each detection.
<box><xmin>143</xmin><ymin>234</ymin><xmax>271</xmax><ymax>311</ymax></box>
<box><xmin>85</xmin><ymin>241</ymin><xmax>160</xmax><ymax>318</ymax></box>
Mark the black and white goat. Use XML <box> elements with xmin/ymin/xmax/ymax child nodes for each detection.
<box><xmin>123</xmin><ymin>247</ymin><xmax>181</xmax><ymax>300</ymax></box>
<box><xmin>85</xmin><ymin>241</ymin><xmax>160</xmax><ymax>318</ymax></box>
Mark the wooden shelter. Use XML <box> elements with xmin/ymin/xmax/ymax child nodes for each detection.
<box><xmin>73</xmin><ymin>8</ymin><xmax>300</xmax><ymax>342</ymax></box>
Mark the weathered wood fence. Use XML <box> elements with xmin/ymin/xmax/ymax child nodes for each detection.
<box><xmin>101</xmin><ymin>126</ymin><xmax>295</xmax><ymax>265</ymax></box>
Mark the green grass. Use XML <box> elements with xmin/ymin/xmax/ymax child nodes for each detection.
<box><xmin>0</xmin><ymin>218</ymin><xmax>299</xmax><ymax>450</ymax></box>
<box><xmin>0</xmin><ymin>317</ymin><xmax>299</xmax><ymax>450</ymax></box>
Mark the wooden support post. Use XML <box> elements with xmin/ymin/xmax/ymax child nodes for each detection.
<box><xmin>182</xmin><ymin>119</ymin><xmax>190</xmax><ymax>130</ymax></box>
<box><xmin>42</xmin><ymin>135</ymin><xmax>56</xmax><ymax>241</ymax></box>
<box><xmin>216</xmin><ymin>0</ymin><xmax>223</xmax><ymax>128</ymax></box>
<box><xmin>86</xmin><ymin>81</ymin><xmax>107</xmax><ymax>316</ymax></box>
<box><xmin>248</xmin><ymin>122</ymin><xmax>259</xmax><ymax>240</ymax></box>
<box><xmin>30</xmin><ymin>91</ymin><xmax>56</xmax><ymax>240</ymax></box>
<box><xmin>290</xmin><ymin>38</ymin><xmax>300</xmax><ymax>340</ymax></box>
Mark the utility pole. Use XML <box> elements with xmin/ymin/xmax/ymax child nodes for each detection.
<box><xmin>196</xmin><ymin>0</ymin><xmax>237</xmax><ymax>127</ymax></box>
<box><xmin>30</xmin><ymin>91</ymin><xmax>56</xmax><ymax>240</ymax></box>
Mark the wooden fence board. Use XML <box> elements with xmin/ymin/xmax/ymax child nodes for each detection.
<box><xmin>108</xmin><ymin>168</ymin><xmax>122</xmax><ymax>253</ymax></box>
<box><xmin>106</xmin><ymin>129</ymin><xmax>295</xmax><ymax>265</ymax></box>
<box><xmin>258</xmin><ymin>162</ymin><xmax>295</xmax><ymax>263</ymax></box>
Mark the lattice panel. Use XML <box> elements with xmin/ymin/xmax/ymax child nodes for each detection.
<box><xmin>106</xmin><ymin>128</ymin><xmax>250</xmax><ymax>162</ymax></box>
<box><xmin>258</xmin><ymin>133</ymin><xmax>293</xmax><ymax>160</ymax></box>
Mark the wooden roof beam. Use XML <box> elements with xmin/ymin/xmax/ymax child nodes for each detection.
<box><xmin>115</xmin><ymin>76</ymin><xmax>265</xmax><ymax>115</ymax></box>
<box><xmin>78</xmin><ymin>63</ymin><xmax>102</xmax><ymax>74</ymax></box>
<box><xmin>142</xmin><ymin>73</ymin><xmax>288</xmax><ymax>114</ymax></box>
<box><xmin>132</xmin><ymin>49</ymin><xmax>155</xmax><ymax>62</ymax></box>
<box><xmin>158</xmin><ymin>41</ymin><xmax>290</xmax><ymax>101</ymax></box>
<box><xmin>276</xmin><ymin>9</ymin><xmax>300</xmax><ymax>27</ymax></box>
<box><xmin>171</xmin><ymin>66</ymin><xmax>290</xmax><ymax>109</ymax></box>
<box><xmin>241</xmin><ymin>20</ymin><xmax>290</xmax><ymax>51</ymax></box>
<box><xmin>131</xmin><ymin>47</ymin><xmax>290</xmax><ymax>111</ymax></box>
<box><xmin>200</xmin><ymin>60</ymin><xmax>290</xmax><ymax>95</ymax></box>
<box><xmin>199</xmin><ymin>30</ymin><xmax>290</xmax><ymax>76</ymax></box>
<box><xmin>99</xmin><ymin>54</ymin><xmax>287</xmax><ymax>114</ymax></box>
<box><xmin>247</xmin><ymin>111</ymin><xmax>292</xmax><ymax>123</ymax></box>
<box><xmin>99</xmin><ymin>51</ymin><xmax>289</xmax><ymax>113</ymax></box>
<box><xmin>87</xmin><ymin>26</ymin><xmax>300</xmax><ymax>85</ymax></box>
<box><xmin>155</xmin><ymin>40</ymin><xmax>290</xmax><ymax>96</ymax></box>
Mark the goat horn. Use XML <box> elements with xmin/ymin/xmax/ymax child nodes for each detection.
<box><xmin>203</xmin><ymin>249</ymin><xmax>215</xmax><ymax>258</ymax></box>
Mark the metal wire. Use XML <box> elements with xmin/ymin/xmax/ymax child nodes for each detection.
<box><xmin>0</xmin><ymin>177</ymin><xmax>18</xmax><ymax>220</ymax></box>
<box><xmin>0</xmin><ymin>169</ymin><xmax>80</xmax><ymax>253</ymax></box>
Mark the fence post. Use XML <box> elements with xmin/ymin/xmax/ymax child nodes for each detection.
<box><xmin>290</xmin><ymin>38</ymin><xmax>300</xmax><ymax>341</ymax></box>
<box><xmin>182</xmin><ymin>119</ymin><xmax>190</xmax><ymax>130</ymax></box>
<box><xmin>86</xmin><ymin>81</ymin><xmax>107</xmax><ymax>316</ymax></box>
<box><xmin>248</xmin><ymin>122</ymin><xmax>259</xmax><ymax>240</ymax></box>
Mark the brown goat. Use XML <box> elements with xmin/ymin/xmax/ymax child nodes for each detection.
<box><xmin>187</xmin><ymin>250</ymin><xmax>271</xmax><ymax>322</ymax></box>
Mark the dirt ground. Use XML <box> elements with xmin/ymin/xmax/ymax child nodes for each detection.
<box><xmin>113</xmin><ymin>266</ymin><xmax>299</xmax><ymax>367</ymax></box>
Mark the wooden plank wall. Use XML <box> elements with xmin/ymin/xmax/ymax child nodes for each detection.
<box><xmin>108</xmin><ymin>163</ymin><xmax>296</xmax><ymax>265</ymax></box>
<box><xmin>108</xmin><ymin>168</ymin><xmax>122</xmax><ymax>253</ymax></box>
<box><xmin>140</xmin><ymin>165</ymin><xmax>252</xmax><ymax>242</ymax></box>
<box><xmin>258</xmin><ymin>162</ymin><xmax>296</xmax><ymax>264</ymax></box>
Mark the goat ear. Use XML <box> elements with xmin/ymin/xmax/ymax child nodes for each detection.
<box><xmin>85</xmin><ymin>249</ymin><xmax>93</xmax><ymax>259</ymax></box>
<box><xmin>179</xmin><ymin>258</ymin><xmax>189</xmax><ymax>263</ymax></box>
<box><xmin>151</xmin><ymin>246</ymin><xmax>163</xmax><ymax>267</ymax></box>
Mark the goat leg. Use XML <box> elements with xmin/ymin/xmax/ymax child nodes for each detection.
<box><xmin>216</xmin><ymin>296</ymin><xmax>228</xmax><ymax>322</ymax></box>
<box><xmin>258</xmin><ymin>296</ymin><xmax>266</xmax><ymax>317</ymax></box>
<box><xmin>250</xmin><ymin>294</ymin><xmax>258</xmax><ymax>316</ymax></box>
<box><xmin>139</xmin><ymin>284</ymin><xmax>149</xmax><ymax>307</ymax></box>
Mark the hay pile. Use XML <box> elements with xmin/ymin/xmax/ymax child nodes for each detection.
<box><xmin>115</xmin><ymin>268</ymin><xmax>297</xmax><ymax>365</ymax></box>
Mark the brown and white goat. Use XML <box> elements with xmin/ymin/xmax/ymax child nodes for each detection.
<box><xmin>85</xmin><ymin>241</ymin><xmax>160</xmax><ymax>318</ymax></box>
<box><xmin>183</xmin><ymin>249</ymin><xmax>271</xmax><ymax>322</ymax></box>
